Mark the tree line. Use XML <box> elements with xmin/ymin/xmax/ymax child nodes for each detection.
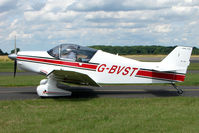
<box><xmin>0</xmin><ymin>48</ymin><xmax>20</xmax><ymax>55</ymax></box>
<box><xmin>90</xmin><ymin>45</ymin><xmax>199</xmax><ymax>55</ymax></box>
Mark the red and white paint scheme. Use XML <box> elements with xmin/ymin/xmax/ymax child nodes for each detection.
<box><xmin>8</xmin><ymin>44</ymin><xmax>192</xmax><ymax>97</ymax></box>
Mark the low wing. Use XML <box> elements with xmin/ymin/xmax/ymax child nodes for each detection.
<box><xmin>49</xmin><ymin>70</ymin><xmax>100</xmax><ymax>87</ymax></box>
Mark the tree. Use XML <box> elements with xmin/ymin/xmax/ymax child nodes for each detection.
<box><xmin>0</xmin><ymin>49</ymin><xmax>8</xmax><ymax>55</ymax></box>
<box><xmin>11</xmin><ymin>48</ymin><xmax>20</xmax><ymax>54</ymax></box>
<box><xmin>90</xmin><ymin>45</ymin><xmax>199</xmax><ymax>55</ymax></box>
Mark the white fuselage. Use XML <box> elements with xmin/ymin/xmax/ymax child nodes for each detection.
<box><xmin>16</xmin><ymin>50</ymin><xmax>185</xmax><ymax>85</ymax></box>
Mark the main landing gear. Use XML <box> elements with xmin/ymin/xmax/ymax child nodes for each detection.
<box><xmin>36</xmin><ymin>74</ymin><xmax>72</xmax><ymax>97</ymax></box>
<box><xmin>171</xmin><ymin>83</ymin><xmax>183</xmax><ymax>96</ymax></box>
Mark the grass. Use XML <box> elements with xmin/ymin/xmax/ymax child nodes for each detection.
<box><xmin>187</xmin><ymin>63</ymin><xmax>199</xmax><ymax>70</ymax></box>
<box><xmin>0</xmin><ymin>62</ymin><xmax>15</xmax><ymax>72</ymax></box>
<box><xmin>0</xmin><ymin>56</ymin><xmax>12</xmax><ymax>62</ymax></box>
<box><xmin>177</xmin><ymin>73</ymin><xmax>199</xmax><ymax>86</ymax></box>
<box><xmin>123</xmin><ymin>54</ymin><xmax>166</xmax><ymax>58</ymax></box>
<box><xmin>0</xmin><ymin>56</ymin><xmax>22</xmax><ymax>72</ymax></box>
<box><xmin>0</xmin><ymin>75</ymin><xmax>45</xmax><ymax>87</ymax></box>
<box><xmin>0</xmin><ymin>97</ymin><xmax>199</xmax><ymax>132</ymax></box>
<box><xmin>0</xmin><ymin>62</ymin><xmax>24</xmax><ymax>72</ymax></box>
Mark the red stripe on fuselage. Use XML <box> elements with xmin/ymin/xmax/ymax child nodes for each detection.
<box><xmin>136</xmin><ymin>70</ymin><xmax>185</xmax><ymax>82</ymax></box>
<box><xmin>17</xmin><ymin>56</ymin><xmax>98</xmax><ymax>70</ymax></box>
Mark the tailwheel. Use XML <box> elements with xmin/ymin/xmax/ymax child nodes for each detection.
<box><xmin>171</xmin><ymin>83</ymin><xmax>183</xmax><ymax>96</ymax></box>
<box><xmin>177</xmin><ymin>89</ymin><xmax>183</xmax><ymax>95</ymax></box>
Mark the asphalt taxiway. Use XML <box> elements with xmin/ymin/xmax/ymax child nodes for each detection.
<box><xmin>0</xmin><ymin>85</ymin><xmax>199</xmax><ymax>100</ymax></box>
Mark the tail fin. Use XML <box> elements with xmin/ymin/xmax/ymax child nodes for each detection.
<box><xmin>160</xmin><ymin>46</ymin><xmax>192</xmax><ymax>74</ymax></box>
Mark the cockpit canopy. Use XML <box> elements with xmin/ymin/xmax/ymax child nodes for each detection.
<box><xmin>47</xmin><ymin>44</ymin><xmax>97</xmax><ymax>63</ymax></box>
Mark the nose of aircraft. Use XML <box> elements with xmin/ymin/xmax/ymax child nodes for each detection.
<box><xmin>8</xmin><ymin>53</ymin><xmax>17</xmax><ymax>60</ymax></box>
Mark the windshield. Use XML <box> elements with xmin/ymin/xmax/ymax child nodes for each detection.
<box><xmin>47</xmin><ymin>44</ymin><xmax>97</xmax><ymax>63</ymax></box>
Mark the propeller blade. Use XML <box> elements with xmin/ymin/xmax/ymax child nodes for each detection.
<box><xmin>14</xmin><ymin>60</ymin><xmax>17</xmax><ymax>77</ymax></box>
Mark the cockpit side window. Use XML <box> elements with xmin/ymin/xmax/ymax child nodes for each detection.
<box><xmin>76</xmin><ymin>50</ymin><xmax>96</xmax><ymax>63</ymax></box>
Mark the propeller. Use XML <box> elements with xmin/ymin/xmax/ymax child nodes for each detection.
<box><xmin>14</xmin><ymin>60</ymin><xmax>17</xmax><ymax>77</ymax></box>
<box><xmin>8</xmin><ymin>36</ymin><xmax>18</xmax><ymax>77</ymax></box>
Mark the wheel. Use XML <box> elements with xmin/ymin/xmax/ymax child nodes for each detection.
<box><xmin>177</xmin><ymin>89</ymin><xmax>183</xmax><ymax>96</ymax></box>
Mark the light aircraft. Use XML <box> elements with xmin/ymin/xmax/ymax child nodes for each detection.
<box><xmin>8</xmin><ymin>43</ymin><xmax>192</xmax><ymax>97</ymax></box>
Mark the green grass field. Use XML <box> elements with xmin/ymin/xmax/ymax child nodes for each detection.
<box><xmin>177</xmin><ymin>73</ymin><xmax>199</xmax><ymax>86</ymax></box>
<box><xmin>0</xmin><ymin>62</ymin><xmax>23</xmax><ymax>72</ymax></box>
<box><xmin>0</xmin><ymin>56</ymin><xmax>12</xmax><ymax>62</ymax></box>
<box><xmin>0</xmin><ymin>97</ymin><xmax>199</xmax><ymax>132</ymax></box>
<box><xmin>0</xmin><ymin>62</ymin><xmax>14</xmax><ymax>72</ymax></box>
<box><xmin>187</xmin><ymin>63</ymin><xmax>199</xmax><ymax>70</ymax></box>
<box><xmin>0</xmin><ymin>75</ymin><xmax>45</xmax><ymax>87</ymax></box>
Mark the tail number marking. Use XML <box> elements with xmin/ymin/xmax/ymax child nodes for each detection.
<box><xmin>97</xmin><ymin>64</ymin><xmax>138</xmax><ymax>77</ymax></box>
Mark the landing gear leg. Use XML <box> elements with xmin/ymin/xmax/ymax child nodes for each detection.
<box><xmin>171</xmin><ymin>83</ymin><xmax>183</xmax><ymax>96</ymax></box>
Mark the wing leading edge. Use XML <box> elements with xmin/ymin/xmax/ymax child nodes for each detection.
<box><xmin>50</xmin><ymin>70</ymin><xmax>100</xmax><ymax>87</ymax></box>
